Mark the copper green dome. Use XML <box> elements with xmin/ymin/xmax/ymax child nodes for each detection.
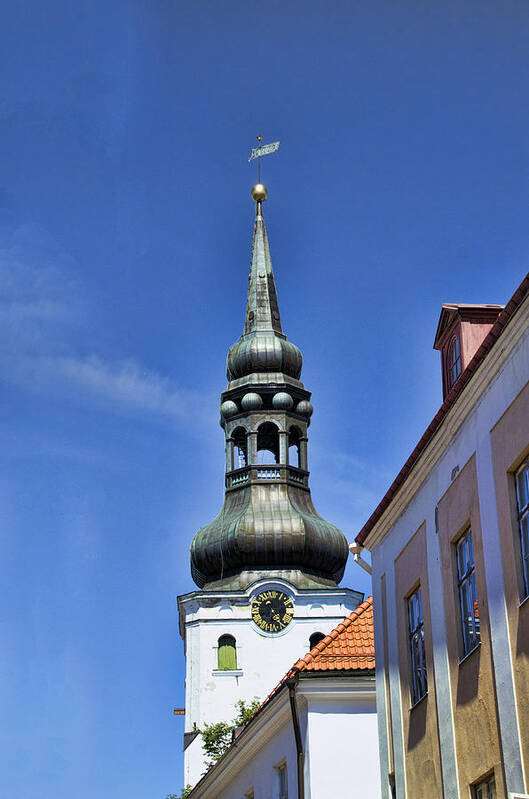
<box><xmin>227</xmin><ymin>333</ymin><xmax>302</xmax><ymax>381</ymax></box>
<box><xmin>191</xmin><ymin>485</ymin><xmax>348</xmax><ymax>589</ymax></box>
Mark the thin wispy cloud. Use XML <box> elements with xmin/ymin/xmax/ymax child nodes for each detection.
<box><xmin>52</xmin><ymin>355</ymin><xmax>204</xmax><ymax>423</ymax></box>
<box><xmin>0</xmin><ymin>225</ymin><xmax>81</xmax><ymax>347</ymax></box>
<box><xmin>0</xmin><ymin>224</ymin><xmax>212</xmax><ymax>426</ymax></box>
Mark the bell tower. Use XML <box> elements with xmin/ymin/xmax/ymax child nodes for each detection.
<box><xmin>178</xmin><ymin>183</ymin><xmax>363</xmax><ymax>786</ymax></box>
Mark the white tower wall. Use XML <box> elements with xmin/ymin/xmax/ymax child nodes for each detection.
<box><xmin>178</xmin><ymin>578</ymin><xmax>362</xmax><ymax>787</ymax></box>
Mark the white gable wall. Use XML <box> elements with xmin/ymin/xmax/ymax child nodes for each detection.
<box><xmin>305</xmin><ymin>692</ymin><xmax>380</xmax><ymax>798</ymax></box>
<box><xmin>188</xmin><ymin>675</ymin><xmax>380</xmax><ymax>799</ymax></box>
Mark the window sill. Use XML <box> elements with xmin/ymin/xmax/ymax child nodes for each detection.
<box><xmin>212</xmin><ymin>669</ymin><xmax>243</xmax><ymax>677</ymax></box>
<box><xmin>459</xmin><ymin>642</ymin><xmax>480</xmax><ymax>666</ymax></box>
<box><xmin>409</xmin><ymin>692</ymin><xmax>428</xmax><ymax>712</ymax></box>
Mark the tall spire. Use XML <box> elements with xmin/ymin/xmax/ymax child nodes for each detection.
<box><xmin>244</xmin><ymin>198</ymin><xmax>283</xmax><ymax>336</ymax></box>
<box><xmin>226</xmin><ymin>184</ymin><xmax>302</xmax><ymax>382</ymax></box>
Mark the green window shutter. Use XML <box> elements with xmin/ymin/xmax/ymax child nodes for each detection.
<box><xmin>218</xmin><ymin>635</ymin><xmax>237</xmax><ymax>670</ymax></box>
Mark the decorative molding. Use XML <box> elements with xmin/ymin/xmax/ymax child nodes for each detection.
<box><xmin>211</xmin><ymin>669</ymin><xmax>244</xmax><ymax>677</ymax></box>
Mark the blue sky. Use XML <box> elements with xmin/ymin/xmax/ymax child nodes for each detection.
<box><xmin>1</xmin><ymin>1</ymin><xmax>528</xmax><ymax>796</ymax></box>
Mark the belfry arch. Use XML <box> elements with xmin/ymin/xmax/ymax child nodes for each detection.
<box><xmin>288</xmin><ymin>425</ymin><xmax>302</xmax><ymax>468</ymax></box>
<box><xmin>256</xmin><ymin>421</ymin><xmax>280</xmax><ymax>464</ymax></box>
<box><xmin>232</xmin><ymin>426</ymin><xmax>248</xmax><ymax>469</ymax></box>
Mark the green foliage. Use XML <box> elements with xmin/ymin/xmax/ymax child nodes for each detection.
<box><xmin>233</xmin><ymin>698</ymin><xmax>262</xmax><ymax>726</ymax></box>
<box><xmin>165</xmin><ymin>787</ymin><xmax>192</xmax><ymax>799</ymax></box>
<box><xmin>201</xmin><ymin>697</ymin><xmax>261</xmax><ymax>767</ymax></box>
<box><xmin>201</xmin><ymin>720</ymin><xmax>233</xmax><ymax>763</ymax></box>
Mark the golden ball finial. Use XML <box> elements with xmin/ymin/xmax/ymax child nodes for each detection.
<box><xmin>251</xmin><ymin>183</ymin><xmax>268</xmax><ymax>202</ymax></box>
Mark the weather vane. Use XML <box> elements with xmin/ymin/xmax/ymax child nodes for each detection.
<box><xmin>248</xmin><ymin>135</ymin><xmax>280</xmax><ymax>184</ymax></box>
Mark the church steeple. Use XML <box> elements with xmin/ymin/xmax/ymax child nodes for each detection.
<box><xmin>179</xmin><ymin>180</ymin><xmax>361</xmax><ymax>789</ymax></box>
<box><xmin>190</xmin><ymin>185</ymin><xmax>348</xmax><ymax>591</ymax></box>
<box><xmin>244</xmin><ymin>193</ymin><xmax>283</xmax><ymax>336</ymax></box>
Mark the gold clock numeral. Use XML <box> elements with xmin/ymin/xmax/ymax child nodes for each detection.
<box><xmin>251</xmin><ymin>592</ymin><xmax>294</xmax><ymax>633</ymax></box>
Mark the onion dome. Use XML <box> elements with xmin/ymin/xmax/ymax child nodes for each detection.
<box><xmin>228</xmin><ymin>335</ymin><xmax>302</xmax><ymax>381</ymax></box>
<box><xmin>226</xmin><ymin>198</ymin><xmax>302</xmax><ymax>382</ymax></box>
<box><xmin>191</xmin><ymin>488</ymin><xmax>349</xmax><ymax>589</ymax></box>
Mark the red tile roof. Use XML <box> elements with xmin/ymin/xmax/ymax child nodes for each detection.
<box><xmin>356</xmin><ymin>271</ymin><xmax>529</xmax><ymax>546</ymax></box>
<box><xmin>290</xmin><ymin>595</ymin><xmax>374</xmax><ymax>673</ymax></box>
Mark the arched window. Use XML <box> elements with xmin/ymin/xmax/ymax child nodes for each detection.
<box><xmin>257</xmin><ymin>422</ymin><xmax>279</xmax><ymax>464</ymax></box>
<box><xmin>447</xmin><ymin>336</ymin><xmax>461</xmax><ymax>390</ymax></box>
<box><xmin>232</xmin><ymin>427</ymin><xmax>247</xmax><ymax>469</ymax></box>
<box><xmin>218</xmin><ymin>634</ymin><xmax>237</xmax><ymax>670</ymax></box>
<box><xmin>288</xmin><ymin>426</ymin><xmax>301</xmax><ymax>468</ymax></box>
<box><xmin>309</xmin><ymin>632</ymin><xmax>325</xmax><ymax>649</ymax></box>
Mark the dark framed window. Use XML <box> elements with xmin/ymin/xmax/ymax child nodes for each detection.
<box><xmin>217</xmin><ymin>634</ymin><xmax>237</xmax><ymax>670</ymax></box>
<box><xmin>515</xmin><ymin>460</ymin><xmax>529</xmax><ymax>599</ymax></box>
<box><xmin>472</xmin><ymin>773</ymin><xmax>496</xmax><ymax>799</ymax></box>
<box><xmin>407</xmin><ymin>587</ymin><xmax>427</xmax><ymax>704</ymax></box>
<box><xmin>447</xmin><ymin>335</ymin><xmax>462</xmax><ymax>390</ymax></box>
<box><xmin>277</xmin><ymin>762</ymin><xmax>288</xmax><ymax>799</ymax></box>
<box><xmin>456</xmin><ymin>530</ymin><xmax>480</xmax><ymax>657</ymax></box>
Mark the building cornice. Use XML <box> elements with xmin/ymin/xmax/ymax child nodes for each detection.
<box><xmin>178</xmin><ymin>579</ymin><xmax>362</xmax><ymax>603</ymax></box>
<box><xmin>356</xmin><ymin>275</ymin><xmax>529</xmax><ymax>551</ymax></box>
<box><xmin>297</xmin><ymin>672</ymin><xmax>376</xmax><ymax>701</ymax></box>
<box><xmin>177</xmin><ymin>581</ymin><xmax>363</xmax><ymax>638</ymax></box>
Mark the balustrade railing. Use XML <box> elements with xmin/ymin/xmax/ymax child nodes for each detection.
<box><xmin>256</xmin><ymin>467</ymin><xmax>280</xmax><ymax>480</ymax></box>
<box><xmin>228</xmin><ymin>469</ymin><xmax>250</xmax><ymax>488</ymax></box>
<box><xmin>226</xmin><ymin>464</ymin><xmax>309</xmax><ymax>489</ymax></box>
<box><xmin>287</xmin><ymin>465</ymin><xmax>308</xmax><ymax>484</ymax></box>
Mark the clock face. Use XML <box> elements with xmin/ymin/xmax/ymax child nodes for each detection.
<box><xmin>251</xmin><ymin>590</ymin><xmax>294</xmax><ymax>633</ymax></box>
